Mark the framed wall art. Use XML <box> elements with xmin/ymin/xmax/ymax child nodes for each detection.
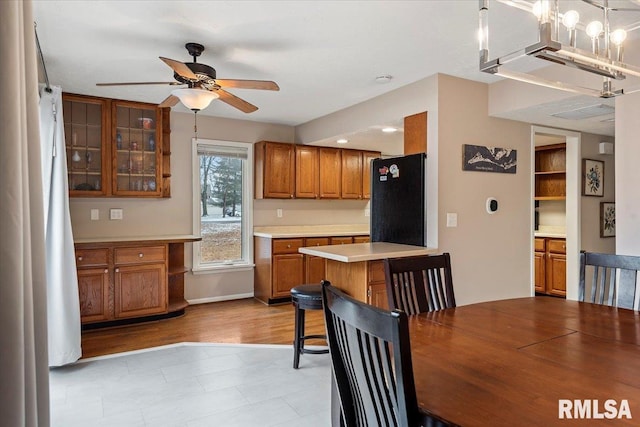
<box><xmin>462</xmin><ymin>144</ymin><xmax>517</xmax><ymax>174</ymax></box>
<box><xmin>600</xmin><ymin>202</ymin><xmax>615</xmax><ymax>238</ymax></box>
<box><xmin>582</xmin><ymin>159</ymin><xmax>604</xmax><ymax>197</ymax></box>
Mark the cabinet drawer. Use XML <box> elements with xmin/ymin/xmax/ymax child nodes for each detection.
<box><xmin>534</xmin><ymin>238</ymin><xmax>546</xmax><ymax>252</ymax></box>
<box><xmin>75</xmin><ymin>248</ymin><xmax>109</xmax><ymax>267</ymax></box>
<box><xmin>368</xmin><ymin>260</ymin><xmax>386</xmax><ymax>285</ymax></box>
<box><xmin>305</xmin><ymin>237</ymin><xmax>330</xmax><ymax>247</ymax></box>
<box><xmin>353</xmin><ymin>235</ymin><xmax>370</xmax><ymax>243</ymax></box>
<box><xmin>330</xmin><ymin>236</ymin><xmax>354</xmax><ymax>245</ymax></box>
<box><xmin>115</xmin><ymin>245</ymin><xmax>166</xmax><ymax>265</ymax></box>
<box><xmin>548</xmin><ymin>239</ymin><xmax>566</xmax><ymax>254</ymax></box>
<box><xmin>273</xmin><ymin>238</ymin><xmax>304</xmax><ymax>254</ymax></box>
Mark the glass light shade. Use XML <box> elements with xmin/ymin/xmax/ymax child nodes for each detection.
<box><xmin>171</xmin><ymin>88</ymin><xmax>220</xmax><ymax>111</ymax></box>
<box><xmin>532</xmin><ymin>0</ymin><xmax>550</xmax><ymax>23</ymax></box>
<box><xmin>610</xmin><ymin>29</ymin><xmax>627</xmax><ymax>46</ymax></box>
<box><xmin>586</xmin><ymin>21</ymin><xmax>603</xmax><ymax>39</ymax></box>
<box><xmin>561</xmin><ymin>10</ymin><xmax>579</xmax><ymax>30</ymax></box>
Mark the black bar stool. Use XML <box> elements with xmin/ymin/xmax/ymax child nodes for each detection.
<box><xmin>291</xmin><ymin>283</ymin><xmax>329</xmax><ymax>369</ymax></box>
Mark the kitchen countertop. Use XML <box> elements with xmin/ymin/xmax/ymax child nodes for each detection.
<box><xmin>298</xmin><ymin>242</ymin><xmax>438</xmax><ymax>263</ymax></box>
<box><xmin>534</xmin><ymin>231</ymin><xmax>567</xmax><ymax>238</ymax></box>
<box><xmin>75</xmin><ymin>234</ymin><xmax>201</xmax><ymax>244</ymax></box>
<box><xmin>253</xmin><ymin>224</ymin><xmax>369</xmax><ymax>238</ymax></box>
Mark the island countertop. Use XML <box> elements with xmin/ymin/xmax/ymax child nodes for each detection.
<box><xmin>299</xmin><ymin>242</ymin><xmax>438</xmax><ymax>263</ymax></box>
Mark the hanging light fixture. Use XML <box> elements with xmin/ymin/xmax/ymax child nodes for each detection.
<box><xmin>479</xmin><ymin>0</ymin><xmax>640</xmax><ymax>98</ymax></box>
<box><xmin>171</xmin><ymin>87</ymin><xmax>219</xmax><ymax>112</ymax></box>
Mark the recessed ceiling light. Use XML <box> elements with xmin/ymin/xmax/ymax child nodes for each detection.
<box><xmin>375</xmin><ymin>75</ymin><xmax>392</xmax><ymax>83</ymax></box>
<box><xmin>382</xmin><ymin>127</ymin><xmax>398</xmax><ymax>133</ymax></box>
<box><xmin>337</xmin><ymin>138</ymin><xmax>348</xmax><ymax>144</ymax></box>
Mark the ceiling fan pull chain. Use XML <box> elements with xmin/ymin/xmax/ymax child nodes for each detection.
<box><xmin>193</xmin><ymin>111</ymin><xmax>198</xmax><ymax>140</ymax></box>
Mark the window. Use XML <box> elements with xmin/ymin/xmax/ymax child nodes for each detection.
<box><xmin>192</xmin><ymin>139</ymin><xmax>253</xmax><ymax>272</ymax></box>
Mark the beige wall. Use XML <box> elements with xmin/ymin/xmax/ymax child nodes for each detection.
<box><xmin>580</xmin><ymin>133</ymin><xmax>616</xmax><ymax>254</ymax></box>
<box><xmin>436</xmin><ymin>75</ymin><xmax>532</xmax><ymax>304</ymax></box>
<box><xmin>70</xmin><ymin>112</ymin><xmax>296</xmax><ymax>302</ymax></box>
<box><xmin>254</xmin><ymin>199</ymin><xmax>369</xmax><ymax>226</ymax></box>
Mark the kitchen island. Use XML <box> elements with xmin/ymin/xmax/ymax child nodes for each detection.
<box><xmin>299</xmin><ymin>242</ymin><xmax>438</xmax><ymax>308</ymax></box>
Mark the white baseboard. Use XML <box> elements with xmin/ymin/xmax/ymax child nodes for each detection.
<box><xmin>187</xmin><ymin>292</ymin><xmax>254</xmax><ymax>305</ymax></box>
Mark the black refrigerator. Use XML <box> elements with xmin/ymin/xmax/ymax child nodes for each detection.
<box><xmin>370</xmin><ymin>153</ymin><xmax>427</xmax><ymax>246</ymax></box>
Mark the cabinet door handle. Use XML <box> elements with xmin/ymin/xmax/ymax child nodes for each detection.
<box><xmin>139</xmin><ymin>253</ymin><xmax>144</xmax><ymax>258</ymax></box>
<box><xmin>78</xmin><ymin>256</ymin><xmax>83</xmax><ymax>261</ymax></box>
<box><xmin>115</xmin><ymin>268</ymin><xmax>120</xmax><ymax>273</ymax></box>
<box><xmin>104</xmin><ymin>269</ymin><xmax>108</xmax><ymax>274</ymax></box>
<box><xmin>286</xmin><ymin>244</ymin><xmax>291</xmax><ymax>248</ymax></box>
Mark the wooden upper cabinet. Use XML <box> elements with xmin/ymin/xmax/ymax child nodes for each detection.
<box><xmin>63</xmin><ymin>94</ymin><xmax>109</xmax><ymax>196</ymax></box>
<box><xmin>361</xmin><ymin>151</ymin><xmax>379</xmax><ymax>200</ymax></box>
<box><xmin>341</xmin><ymin>149</ymin><xmax>363</xmax><ymax>199</ymax></box>
<box><xmin>534</xmin><ymin>143</ymin><xmax>566</xmax><ymax>200</ymax></box>
<box><xmin>295</xmin><ymin>145</ymin><xmax>319</xmax><ymax>198</ymax></box>
<box><xmin>255</xmin><ymin>141</ymin><xmax>295</xmax><ymax>199</ymax></box>
<box><xmin>319</xmin><ymin>147</ymin><xmax>342</xmax><ymax>199</ymax></box>
<box><xmin>63</xmin><ymin>93</ymin><xmax>169</xmax><ymax>198</ymax></box>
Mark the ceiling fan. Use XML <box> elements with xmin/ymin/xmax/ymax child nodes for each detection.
<box><xmin>96</xmin><ymin>42</ymin><xmax>279</xmax><ymax>113</ymax></box>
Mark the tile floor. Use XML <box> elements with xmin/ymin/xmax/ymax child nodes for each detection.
<box><xmin>49</xmin><ymin>343</ymin><xmax>331</xmax><ymax>427</ymax></box>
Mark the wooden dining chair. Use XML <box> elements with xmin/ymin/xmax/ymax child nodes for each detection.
<box><xmin>579</xmin><ymin>250</ymin><xmax>640</xmax><ymax>310</ymax></box>
<box><xmin>321</xmin><ymin>280</ymin><xmax>455</xmax><ymax>427</ymax></box>
<box><xmin>383</xmin><ymin>253</ymin><xmax>456</xmax><ymax>315</ymax></box>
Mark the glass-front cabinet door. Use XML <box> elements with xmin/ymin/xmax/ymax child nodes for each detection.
<box><xmin>63</xmin><ymin>95</ymin><xmax>108</xmax><ymax>196</ymax></box>
<box><xmin>112</xmin><ymin>101</ymin><xmax>162</xmax><ymax>197</ymax></box>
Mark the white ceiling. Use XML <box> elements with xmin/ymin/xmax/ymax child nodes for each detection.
<box><xmin>33</xmin><ymin>0</ymin><xmax>629</xmax><ymax>150</ymax></box>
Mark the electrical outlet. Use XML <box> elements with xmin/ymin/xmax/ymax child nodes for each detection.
<box><xmin>364</xmin><ymin>209</ymin><xmax>370</xmax><ymax>217</ymax></box>
<box><xmin>90</xmin><ymin>209</ymin><xmax>99</xmax><ymax>220</ymax></box>
<box><xmin>446</xmin><ymin>213</ymin><xmax>458</xmax><ymax>227</ymax></box>
<box><xmin>110</xmin><ymin>208</ymin><xmax>123</xmax><ymax>220</ymax></box>
<box><xmin>276</xmin><ymin>209</ymin><xmax>283</xmax><ymax>218</ymax></box>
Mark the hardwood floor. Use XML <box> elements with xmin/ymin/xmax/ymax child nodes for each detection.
<box><xmin>81</xmin><ymin>298</ymin><xmax>327</xmax><ymax>358</ymax></box>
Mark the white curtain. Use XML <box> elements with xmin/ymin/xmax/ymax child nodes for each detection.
<box><xmin>0</xmin><ymin>0</ymin><xmax>51</xmax><ymax>425</ymax></box>
<box><xmin>39</xmin><ymin>86</ymin><xmax>82</xmax><ymax>366</ymax></box>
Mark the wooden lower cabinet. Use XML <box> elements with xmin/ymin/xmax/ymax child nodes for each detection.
<box><xmin>534</xmin><ymin>237</ymin><xmax>566</xmax><ymax>297</ymax></box>
<box><xmin>273</xmin><ymin>254</ymin><xmax>305</xmax><ymax>298</ymax></box>
<box><xmin>254</xmin><ymin>234</ymin><xmax>369</xmax><ymax>304</ymax></box>
<box><xmin>367</xmin><ymin>260</ymin><xmax>388</xmax><ymax>310</ymax></box>
<box><xmin>115</xmin><ymin>263</ymin><xmax>167</xmax><ymax>319</ymax></box>
<box><xmin>77</xmin><ymin>267</ymin><xmax>111</xmax><ymax>323</ymax></box>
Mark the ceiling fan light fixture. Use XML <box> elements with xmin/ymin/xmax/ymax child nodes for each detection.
<box><xmin>171</xmin><ymin>88</ymin><xmax>219</xmax><ymax>111</ymax></box>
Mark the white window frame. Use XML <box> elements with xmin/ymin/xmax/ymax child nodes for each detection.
<box><xmin>191</xmin><ymin>138</ymin><xmax>254</xmax><ymax>273</ymax></box>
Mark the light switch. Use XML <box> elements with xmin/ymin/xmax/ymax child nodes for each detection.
<box><xmin>446</xmin><ymin>213</ymin><xmax>458</xmax><ymax>228</ymax></box>
<box><xmin>276</xmin><ymin>209</ymin><xmax>283</xmax><ymax>218</ymax></box>
<box><xmin>110</xmin><ymin>208</ymin><xmax>123</xmax><ymax>220</ymax></box>
<box><xmin>364</xmin><ymin>208</ymin><xmax>370</xmax><ymax>217</ymax></box>
<box><xmin>90</xmin><ymin>209</ymin><xmax>99</xmax><ymax>220</ymax></box>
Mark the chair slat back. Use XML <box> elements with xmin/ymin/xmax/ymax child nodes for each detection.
<box><xmin>384</xmin><ymin>253</ymin><xmax>456</xmax><ymax>315</ymax></box>
<box><xmin>579</xmin><ymin>251</ymin><xmax>640</xmax><ymax>309</ymax></box>
<box><xmin>321</xmin><ymin>281</ymin><xmax>418</xmax><ymax>427</ymax></box>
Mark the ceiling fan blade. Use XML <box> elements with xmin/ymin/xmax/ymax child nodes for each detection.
<box><xmin>96</xmin><ymin>81</ymin><xmax>182</xmax><ymax>86</ymax></box>
<box><xmin>214</xmin><ymin>79</ymin><xmax>280</xmax><ymax>91</ymax></box>
<box><xmin>216</xmin><ymin>89</ymin><xmax>258</xmax><ymax>113</ymax></box>
<box><xmin>159</xmin><ymin>56</ymin><xmax>198</xmax><ymax>80</ymax></box>
<box><xmin>158</xmin><ymin>95</ymin><xmax>180</xmax><ymax>108</ymax></box>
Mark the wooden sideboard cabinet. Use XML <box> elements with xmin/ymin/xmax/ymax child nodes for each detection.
<box><xmin>534</xmin><ymin>237</ymin><xmax>566</xmax><ymax>297</ymax></box>
<box><xmin>75</xmin><ymin>236</ymin><xmax>198</xmax><ymax>327</ymax></box>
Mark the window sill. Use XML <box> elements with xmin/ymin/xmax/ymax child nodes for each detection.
<box><xmin>191</xmin><ymin>263</ymin><xmax>255</xmax><ymax>275</ymax></box>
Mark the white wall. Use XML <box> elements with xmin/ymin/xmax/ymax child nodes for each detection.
<box><xmin>614</xmin><ymin>93</ymin><xmax>640</xmax><ymax>256</ymax></box>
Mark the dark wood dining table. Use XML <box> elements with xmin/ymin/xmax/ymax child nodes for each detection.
<box><xmin>410</xmin><ymin>296</ymin><xmax>640</xmax><ymax>426</ymax></box>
